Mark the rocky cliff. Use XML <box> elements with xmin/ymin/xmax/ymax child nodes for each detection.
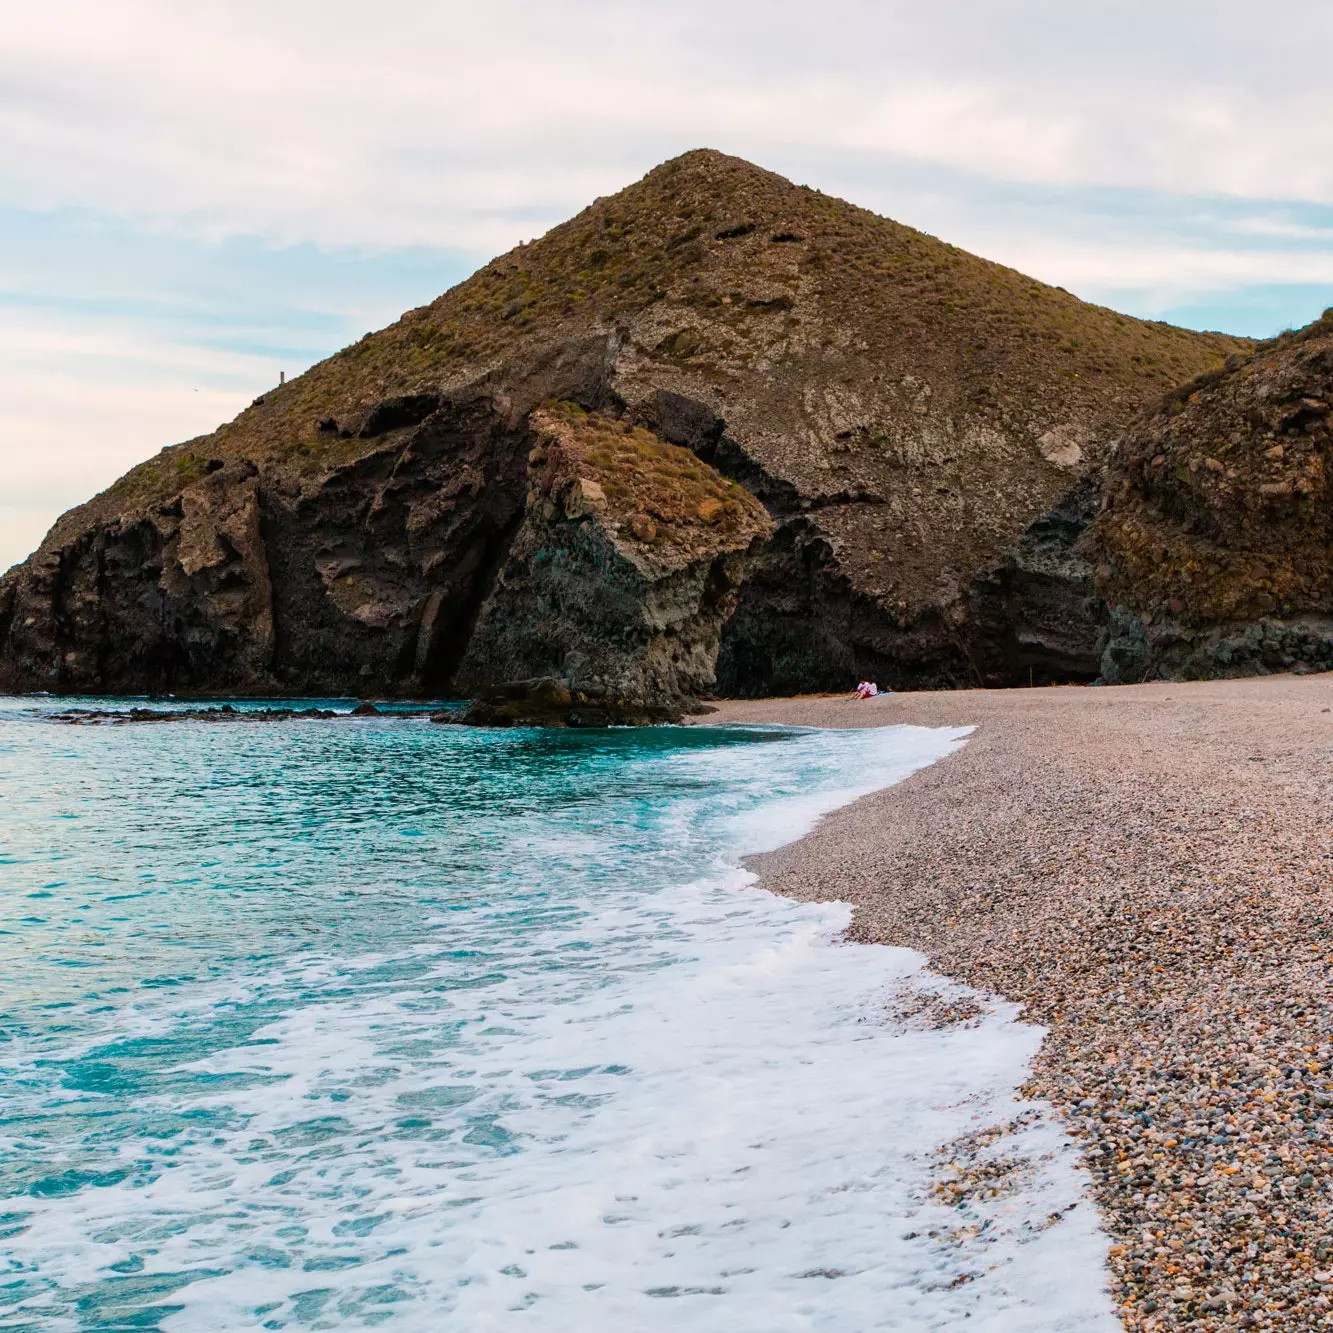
<box><xmin>959</xmin><ymin>309</ymin><xmax>1333</xmax><ymax>686</ymax></box>
<box><xmin>1084</xmin><ymin>309</ymin><xmax>1333</xmax><ymax>681</ymax></box>
<box><xmin>453</xmin><ymin>403</ymin><xmax>771</xmax><ymax>719</ymax></box>
<box><xmin>0</xmin><ymin>150</ymin><xmax>1248</xmax><ymax>701</ymax></box>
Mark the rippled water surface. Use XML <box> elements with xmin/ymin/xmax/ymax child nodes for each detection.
<box><xmin>0</xmin><ymin>698</ymin><xmax>1114</xmax><ymax>1331</ymax></box>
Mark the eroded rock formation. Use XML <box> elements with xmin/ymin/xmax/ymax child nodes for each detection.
<box><xmin>0</xmin><ymin>150</ymin><xmax>1250</xmax><ymax>703</ymax></box>
<box><xmin>959</xmin><ymin>310</ymin><xmax>1333</xmax><ymax>686</ymax></box>
<box><xmin>453</xmin><ymin>404</ymin><xmax>771</xmax><ymax>718</ymax></box>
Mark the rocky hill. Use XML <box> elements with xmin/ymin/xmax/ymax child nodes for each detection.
<box><xmin>0</xmin><ymin>150</ymin><xmax>1249</xmax><ymax>702</ymax></box>
<box><xmin>1086</xmin><ymin>310</ymin><xmax>1333</xmax><ymax>681</ymax></box>
<box><xmin>955</xmin><ymin>309</ymin><xmax>1333</xmax><ymax>687</ymax></box>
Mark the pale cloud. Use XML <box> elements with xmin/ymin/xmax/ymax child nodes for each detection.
<box><xmin>0</xmin><ymin>307</ymin><xmax>264</xmax><ymax>571</ymax></box>
<box><xmin>1225</xmin><ymin>218</ymin><xmax>1333</xmax><ymax>243</ymax></box>
<box><xmin>2</xmin><ymin>1</ymin><xmax>1333</xmax><ymax>252</ymax></box>
<box><xmin>975</xmin><ymin>241</ymin><xmax>1333</xmax><ymax>302</ymax></box>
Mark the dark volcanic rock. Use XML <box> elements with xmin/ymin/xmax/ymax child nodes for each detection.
<box><xmin>0</xmin><ymin>346</ymin><xmax>611</xmax><ymax>697</ymax></box>
<box><xmin>0</xmin><ymin>151</ymin><xmax>1247</xmax><ymax>701</ymax></box>
<box><xmin>1083</xmin><ymin>310</ymin><xmax>1333</xmax><ymax>682</ymax></box>
<box><xmin>948</xmin><ymin>311</ymin><xmax>1333</xmax><ymax>687</ymax></box>
<box><xmin>1090</xmin><ymin>313</ymin><xmax>1333</xmax><ymax>627</ymax></box>
<box><xmin>961</xmin><ymin>478</ymin><xmax>1105</xmax><ymax>687</ymax></box>
<box><xmin>1096</xmin><ymin>612</ymin><xmax>1333</xmax><ymax>684</ymax></box>
<box><xmin>453</xmin><ymin>404</ymin><xmax>771</xmax><ymax>719</ymax></box>
<box><xmin>715</xmin><ymin>516</ymin><xmax>963</xmax><ymax>695</ymax></box>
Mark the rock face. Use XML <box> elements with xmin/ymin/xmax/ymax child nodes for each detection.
<box><xmin>0</xmin><ymin>396</ymin><xmax>534</xmax><ymax>696</ymax></box>
<box><xmin>0</xmin><ymin>150</ymin><xmax>1247</xmax><ymax>702</ymax></box>
<box><xmin>1085</xmin><ymin>311</ymin><xmax>1333</xmax><ymax>682</ymax></box>
<box><xmin>1090</xmin><ymin>314</ymin><xmax>1332</xmax><ymax>621</ymax></box>
<box><xmin>961</xmin><ymin>478</ymin><xmax>1105</xmax><ymax>687</ymax></box>
<box><xmin>959</xmin><ymin>310</ymin><xmax>1333</xmax><ymax>685</ymax></box>
<box><xmin>453</xmin><ymin>404</ymin><xmax>771</xmax><ymax>717</ymax></box>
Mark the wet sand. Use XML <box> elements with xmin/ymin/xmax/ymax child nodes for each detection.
<box><xmin>702</xmin><ymin>677</ymin><xmax>1333</xmax><ymax>1332</ymax></box>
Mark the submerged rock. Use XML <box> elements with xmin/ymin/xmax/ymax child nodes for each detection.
<box><xmin>49</xmin><ymin>705</ymin><xmax>346</xmax><ymax>724</ymax></box>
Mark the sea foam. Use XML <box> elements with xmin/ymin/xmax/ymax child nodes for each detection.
<box><xmin>0</xmin><ymin>707</ymin><xmax>1116</xmax><ymax>1330</ymax></box>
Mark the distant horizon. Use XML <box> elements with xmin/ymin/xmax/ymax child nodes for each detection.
<box><xmin>3</xmin><ymin>0</ymin><xmax>1332</xmax><ymax>572</ymax></box>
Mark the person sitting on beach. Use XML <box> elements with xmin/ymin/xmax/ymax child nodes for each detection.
<box><xmin>855</xmin><ymin>680</ymin><xmax>879</xmax><ymax>699</ymax></box>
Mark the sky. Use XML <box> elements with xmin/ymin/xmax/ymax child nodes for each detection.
<box><xmin>3</xmin><ymin>0</ymin><xmax>1332</xmax><ymax>572</ymax></box>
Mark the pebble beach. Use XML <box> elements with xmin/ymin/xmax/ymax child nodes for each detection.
<box><xmin>704</xmin><ymin>676</ymin><xmax>1333</xmax><ymax>1331</ymax></box>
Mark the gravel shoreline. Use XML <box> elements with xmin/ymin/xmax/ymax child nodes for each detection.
<box><xmin>702</xmin><ymin>677</ymin><xmax>1333</xmax><ymax>1332</ymax></box>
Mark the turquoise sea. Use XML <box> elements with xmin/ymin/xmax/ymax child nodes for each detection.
<box><xmin>0</xmin><ymin>699</ymin><xmax>1115</xmax><ymax>1331</ymax></box>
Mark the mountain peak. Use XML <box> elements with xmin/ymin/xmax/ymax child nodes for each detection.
<box><xmin>1</xmin><ymin>152</ymin><xmax>1249</xmax><ymax>699</ymax></box>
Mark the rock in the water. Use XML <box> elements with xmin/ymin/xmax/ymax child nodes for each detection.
<box><xmin>49</xmin><ymin>705</ymin><xmax>344</xmax><ymax>724</ymax></box>
<box><xmin>437</xmin><ymin>677</ymin><xmax>682</xmax><ymax>728</ymax></box>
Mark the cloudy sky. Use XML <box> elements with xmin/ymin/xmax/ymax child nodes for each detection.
<box><xmin>3</xmin><ymin>0</ymin><xmax>1332</xmax><ymax>571</ymax></box>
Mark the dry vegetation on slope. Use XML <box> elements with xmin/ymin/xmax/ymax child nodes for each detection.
<box><xmin>530</xmin><ymin>401</ymin><xmax>769</xmax><ymax>561</ymax></box>
<box><xmin>2</xmin><ymin>149</ymin><xmax>1253</xmax><ymax>697</ymax></box>
<box><xmin>1089</xmin><ymin>312</ymin><xmax>1333</xmax><ymax>626</ymax></box>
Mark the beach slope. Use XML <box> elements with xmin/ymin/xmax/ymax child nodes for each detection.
<box><xmin>705</xmin><ymin>676</ymin><xmax>1333</xmax><ymax>1332</ymax></box>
